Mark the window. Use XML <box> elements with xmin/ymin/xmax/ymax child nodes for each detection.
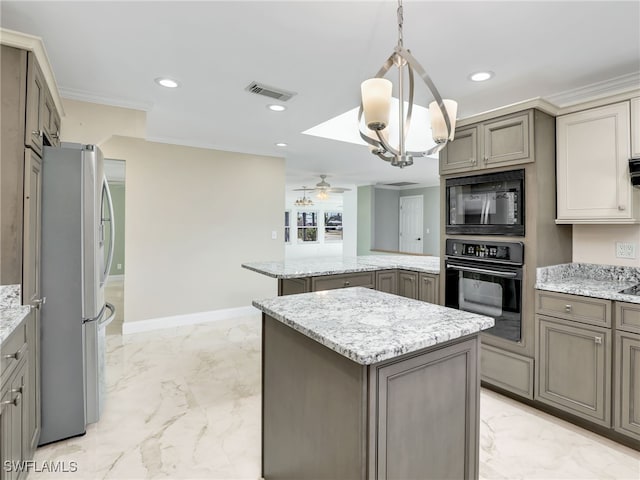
<box><xmin>297</xmin><ymin>211</ymin><xmax>318</xmax><ymax>242</ymax></box>
<box><xmin>284</xmin><ymin>211</ymin><xmax>291</xmax><ymax>243</ymax></box>
<box><xmin>324</xmin><ymin>211</ymin><xmax>343</xmax><ymax>242</ymax></box>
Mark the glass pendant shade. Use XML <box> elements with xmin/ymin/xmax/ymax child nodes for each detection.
<box><xmin>361</xmin><ymin>78</ymin><xmax>393</xmax><ymax>130</ymax></box>
<box><xmin>429</xmin><ymin>99</ymin><xmax>458</xmax><ymax>142</ymax></box>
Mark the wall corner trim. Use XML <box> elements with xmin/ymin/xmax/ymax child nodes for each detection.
<box><xmin>121</xmin><ymin>305</ymin><xmax>260</xmax><ymax>335</ymax></box>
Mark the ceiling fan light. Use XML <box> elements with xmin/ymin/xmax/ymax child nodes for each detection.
<box><xmin>429</xmin><ymin>99</ymin><xmax>458</xmax><ymax>142</ymax></box>
<box><xmin>361</xmin><ymin>78</ymin><xmax>392</xmax><ymax>130</ymax></box>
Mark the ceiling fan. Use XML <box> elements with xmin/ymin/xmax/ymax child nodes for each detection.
<box><xmin>294</xmin><ymin>175</ymin><xmax>352</xmax><ymax>200</ymax></box>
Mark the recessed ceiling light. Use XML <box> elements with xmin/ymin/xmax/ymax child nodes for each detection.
<box><xmin>267</xmin><ymin>104</ymin><xmax>287</xmax><ymax>112</ymax></box>
<box><xmin>275</xmin><ymin>142</ymin><xmax>288</xmax><ymax>147</ymax></box>
<box><xmin>155</xmin><ymin>77</ymin><xmax>179</xmax><ymax>88</ymax></box>
<box><xmin>469</xmin><ymin>71</ymin><xmax>494</xmax><ymax>82</ymax></box>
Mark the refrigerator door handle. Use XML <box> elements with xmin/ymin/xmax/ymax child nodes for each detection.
<box><xmin>99</xmin><ymin>302</ymin><xmax>116</xmax><ymax>328</ymax></box>
<box><xmin>101</xmin><ymin>177</ymin><xmax>115</xmax><ymax>282</ymax></box>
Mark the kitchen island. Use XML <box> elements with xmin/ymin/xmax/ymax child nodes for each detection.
<box><xmin>243</xmin><ymin>254</ymin><xmax>441</xmax><ymax>303</ymax></box>
<box><xmin>253</xmin><ymin>287</ymin><xmax>494</xmax><ymax>479</ymax></box>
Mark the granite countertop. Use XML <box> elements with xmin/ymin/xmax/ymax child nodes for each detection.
<box><xmin>536</xmin><ymin>263</ymin><xmax>640</xmax><ymax>304</ymax></box>
<box><xmin>242</xmin><ymin>255</ymin><xmax>440</xmax><ymax>279</ymax></box>
<box><xmin>253</xmin><ymin>287</ymin><xmax>494</xmax><ymax>365</ymax></box>
<box><xmin>0</xmin><ymin>285</ymin><xmax>29</xmax><ymax>345</ymax></box>
<box><xmin>0</xmin><ymin>306</ymin><xmax>30</xmax><ymax>345</ymax></box>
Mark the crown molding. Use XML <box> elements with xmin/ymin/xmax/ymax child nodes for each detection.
<box><xmin>0</xmin><ymin>28</ymin><xmax>65</xmax><ymax>116</ymax></box>
<box><xmin>59</xmin><ymin>87</ymin><xmax>153</xmax><ymax>112</ymax></box>
<box><xmin>456</xmin><ymin>98</ymin><xmax>559</xmax><ymax>127</ymax></box>
<box><xmin>546</xmin><ymin>72</ymin><xmax>640</xmax><ymax>109</ymax></box>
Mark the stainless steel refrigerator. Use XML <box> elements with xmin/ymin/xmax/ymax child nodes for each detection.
<box><xmin>39</xmin><ymin>143</ymin><xmax>116</xmax><ymax>445</ymax></box>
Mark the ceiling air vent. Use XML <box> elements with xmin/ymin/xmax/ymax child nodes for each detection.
<box><xmin>245</xmin><ymin>81</ymin><xmax>296</xmax><ymax>101</ymax></box>
<box><xmin>384</xmin><ymin>181</ymin><xmax>419</xmax><ymax>187</ymax></box>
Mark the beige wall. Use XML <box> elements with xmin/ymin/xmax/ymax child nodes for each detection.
<box><xmin>61</xmin><ymin>100</ymin><xmax>284</xmax><ymax>323</ymax></box>
<box><xmin>573</xmin><ymin>225</ymin><xmax>640</xmax><ymax>267</ymax></box>
<box><xmin>61</xmin><ymin>98</ymin><xmax>146</xmax><ymax>144</ymax></box>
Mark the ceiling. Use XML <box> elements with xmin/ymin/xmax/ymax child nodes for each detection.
<box><xmin>2</xmin><ymin>1</ymin><xmax>639</xmax><ymax>193</ymax></box>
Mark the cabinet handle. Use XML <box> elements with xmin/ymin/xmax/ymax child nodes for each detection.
<box><xmin>484</xmin><ymin>156</ymin><xmax>489</xmax><ymax>163</ymax></box>
<box><xmin>594</xmin><ymin>336</ymin><xmax>602</xmax><ymax>344</ymax></box>
<box><xmin>618</xmin><ymin>205</ymin><xmax>626</xmax><ymax>211</ymax></box>
<box><xmin>343</xmin><ymin>281</ymin><xmax>350</xmax><ymax>286</ymax></box>
<box><xmin>3</xmin><ymin>349</ymin><xmax>23</xmax><ymax>361</ymax></box>
<box><xmin>52</xmin><ymin>131</ymin><xmax>60</xmax><ymax>139</ymax></box>
<box><xmin>32</xmin><ymin>130</ymin><xmax>43</xmax><ymax>138</ymax></box>
<box><xmin>1</xmin><ymin>393</ymin><xmax>21</xmax><ymax>407</ymax></box>
<box><xmin>564</xmin><ymin>304</ymin><xmax>572</xmax><ymax>313</ymax></box>
<box><xmin>33</xmin><ymin>297</ymin><xmax>46</xmax><ymax>309</ymax></box>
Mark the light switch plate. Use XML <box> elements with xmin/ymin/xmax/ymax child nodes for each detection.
<box><xmin>271</xmin><ymin>231</ymin><xmax>277</xmax><ymax>240</ymax></box>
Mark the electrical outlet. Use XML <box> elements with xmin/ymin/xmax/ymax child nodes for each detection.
<box><xmin>271</xmin><ymin>231</ymin><xmax>277</xmax><ymax>240</ymax></box>
<box><xmin>117</xmin><ymin>263</ymin><xmax>122</xmax><ymax>270</ymax></box>
<box><xmin>616</xmin><ymin>242</ymin><xmax>636</xmax><ymax>259</ymax></box>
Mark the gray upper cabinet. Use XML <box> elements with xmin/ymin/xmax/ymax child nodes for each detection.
<box><xmin>25</xmin><ymin>53</ymin><xmax>46</xmax><ymax>156</ymax></box>
<box><xmin>535</xmin><ymin>315</ymin><xmax>611</xmax><ymax>427</ymax></box>
<box><xmin>440</xmin><ymin>110</ymin><xmax>534</xmax><ymax>175</ymax></box>
<box><xmin>439</xmin><ymin>126</ymin><xmax>478</xmax><ymax>174</ymax></box>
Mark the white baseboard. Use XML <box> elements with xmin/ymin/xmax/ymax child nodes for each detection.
<box><xmin>121</xmin><ymin>305</ymin><xmax>260</xmax><ymax>335</ymax></box>
<box><xmin>107</xmin><ymin>274</ymin><xmax>124</xmax><ymax>283</ymax></box>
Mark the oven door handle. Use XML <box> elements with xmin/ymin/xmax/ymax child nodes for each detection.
<box><xmin>447</xmin><ymin>264</ymin><xmax>518</xmax><ymax>278</ymax></box>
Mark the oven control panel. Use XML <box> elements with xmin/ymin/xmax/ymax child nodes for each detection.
<box><xmin>445</xmin><ymin>239</ymin><xmax>524</xmax><ymax>265</ymax></box>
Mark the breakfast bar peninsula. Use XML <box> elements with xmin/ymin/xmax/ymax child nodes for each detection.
<box><xmin>253</xmin><ymin>287</ymin><xmax>494</xmax><ymax>480</ymax></box>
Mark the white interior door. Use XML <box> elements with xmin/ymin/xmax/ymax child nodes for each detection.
<box><xmin>399</xmin><ymin>195</ymin><xmax>423</xmax><ymax>254</ymax></box>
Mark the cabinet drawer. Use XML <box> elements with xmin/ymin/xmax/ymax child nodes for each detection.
<box><xmin>1</xmin><ymin>322</ymin><xmax>27</xmax><ymax>387</ymax></box>
<box><xmin>535</xmin><ymin>290</ymin><xmax>611</xmax><ymax>327</ymax></box>
<box><xmin>311</xmin><ymin>272</ymin><xmax>375</xmax><ymax>292</ymax></box>
<box><xmin>615</xmin><ymin>301</ymin><xmax>640</xmax><ymax>334</ymax></box>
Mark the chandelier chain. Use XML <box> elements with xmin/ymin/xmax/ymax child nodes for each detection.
<box><xmin>397</xmin><ymin>0</ymin><xmax>404</xmax><ymax>47</ymax></box>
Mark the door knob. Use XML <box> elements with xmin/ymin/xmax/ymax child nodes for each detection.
<box><xmin>416</xmin><ymin>238</ymin><xmax>422</xmax><ymax>241</ymax></box>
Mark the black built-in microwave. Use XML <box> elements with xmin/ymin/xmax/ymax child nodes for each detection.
<box><xmin>445</xmin><ymin>169</ymin><xmax>524</xmax><ymax>236</ymax></box>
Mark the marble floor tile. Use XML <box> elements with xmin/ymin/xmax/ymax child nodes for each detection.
<box><xmin>31</xmin><ymin>313</ymin><xmax>639</xmax><ymax>480</ymax></box>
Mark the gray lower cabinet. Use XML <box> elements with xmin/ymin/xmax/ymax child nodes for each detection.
<box><xmin>311</xmin><ymin>271</ymin><xmax>375</xmax><ymax>292</ymax></box>
<box><xmin>262</xmin><ymin>315</ymin><xmax>480</xmax><ymax>479</ymax></box>
<box><xmin>25</xmin><ymin>311</ymin><xmax>40</xmax><ymax>456</ymax></box>
<box><xmin>397</xmin><ymin>270</ymin><xmax>418</xmax><ymax>299</ymax></box>
<box><xmin>277</xmin><ymin>277</ymin><xmax>310</xmax><ymax>296</ymax></box>
<box><xmin>535</xmin><ymin>315</ymin><xmax>611</xmax><ymax>426</ymax></box>
<box><xmin>614</xmin><ymin>330</ymin><xmax>640</xmax><ymax>441</ymax></box>
<box><xmin>418</xmin><ymin>273</ymin><xmax>439</xmax><ymax>304</ymax></box>
<box><xmin>481</xmin><ymin>344</ymin><xmax>534</xmax><ymax>399</ymax></box>
<box><xmin>1</xmin><ymin>357</ymin><xmax>28</xmax><ymax>480</ymax></box>
<box><xmin>375</xmin><ymin>270</ymin><xmax>397</xmax><ymax>294</ymax></box>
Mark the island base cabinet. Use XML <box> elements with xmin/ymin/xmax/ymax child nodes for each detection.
<box><xmin>261</xmin><ymin>314</ymin><xmax>480</xmax><ymax>480</ymax></box>
<box><xmin>535</xmin><ymin>316</ymin><xmax>611</xmax><ymax>427</ymax></box>
<box><xmin>370</xmin><ymin>337</ymin><xmax>479</xmax><ymax>480</ymax></box>
<box><xmin>615</xmin><ymin>331</ymin><xmax>640</xmax><ymax>442</ymax></box>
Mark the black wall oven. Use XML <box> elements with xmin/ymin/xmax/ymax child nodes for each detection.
<box><xmin>446</xmin><ymin>169</ymin><xmax>524</xmax><ymax>236</ymax></box>
<box><xmin>445</xmin><ymin>239</ymin><xmax>524</xmax><ymax>343</ymax></box>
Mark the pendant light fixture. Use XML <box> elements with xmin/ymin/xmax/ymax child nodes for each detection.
<box><xmin>359</xmin><ymin>0</ymin><xmax>458</xmax><ymax>168</ymax></box>
<box><xmin>294</xmin><ymin>187</ymin><xmax>314</xmax><ymax>207</ymax></box>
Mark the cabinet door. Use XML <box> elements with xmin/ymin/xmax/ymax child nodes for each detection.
<box><xmin>614</xmin><ymin>331</ymin><xmax>640</xmax><ymax>441</ymax></box>
<box><xmin>22</xmin><ymin>150</ymin><xmax>42</xmax><ymax>454</ymax></box>
<box><xmin>375</xmin><ymin>270</ymin><xmax>397</xmax><ymax>295</ymax></box>
<box><xmin>482</xmin><ymin>111</ymin><xmax>532</xmax><ymax>168</ymax></box>
<box><xmin>535</xmin><ymin>316</ymin><xmax>611</xmax><ymax>426</ymax></box>
<box><xmin>42</xmin><ymin>90</ymin><xmax>60</xmax><ymax>147</ymax></box>
<box><xmin>25</xmin><ymin>53</ymin><xmax>45</xmax><ymax>156</ymax></box>
<box><xmin>397</xmin><ymin>271</ymin><xmax>418</xmax><ymax>299</ymax></box>
<box><xmin>439</xmin><ymin>126</ymin><xmax>478</xmax><ymax>174</ymax></box>
<box><xmin>373</xmin><ymin>337</ymin><xmax>479</xmax><ymax>480</ymax></box>
<box><xmin>1</xmin><ymin>387</ymin><xmax>12</xmax><ymax>480</ymax></box>
<box><xmin>418</xmin><ymin>273</ymin><xmax>439</xmax><ymax>304</ymax></box>
<box><xmin>556</xmin><ymin>102</ymin><xmax>633</xmax><ymax>222</ymax></box>
<box><xmin>631</xmin><ymin>97</ymin><xmax>640</xmax><ymax>158</ymax></box>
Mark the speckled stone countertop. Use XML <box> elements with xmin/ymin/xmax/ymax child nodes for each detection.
<box><xmin>253</xmin><ymin>287</ymin><xmax>494</xmax><ymax>365</ymax></box>
<box><xmin>0</xmin><ymin>285</ymin><xmax>29</xmax><ymax>345</ymax></box>
<box><xmin>536</xmin><ymin>263</ymin><xmax>640</xmax><ymax>304</ymax></box>
<box><xmin>242</xmin><ymin>255</ymin><xmax>440</xmax><ymax>279</ymax></box>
